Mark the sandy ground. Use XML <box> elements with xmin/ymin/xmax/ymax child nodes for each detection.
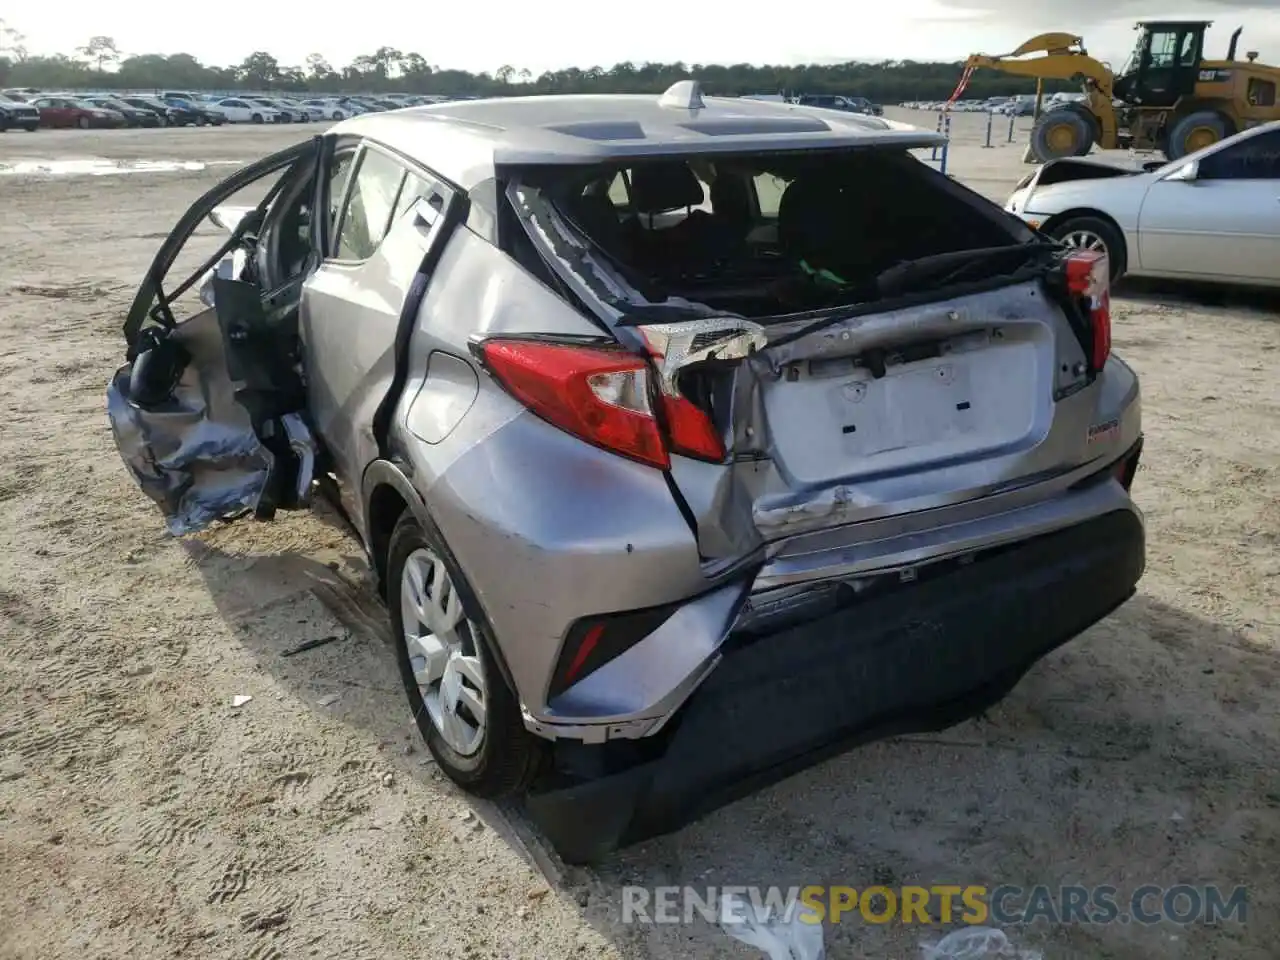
<box><xmin>1</xmin><ymin>110</ymin><xmax>1278</xmax><ymax>960</ymax></box>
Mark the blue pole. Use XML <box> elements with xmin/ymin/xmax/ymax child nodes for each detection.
<box><xmin>983</xmin><ymin>109</ymin><xmax>994</xmax><ymax>148</ymax></box>
<box><xmin>940</xmin><ymin>113</ymin><xmax>951</xmax><ymax>175</ymax></box>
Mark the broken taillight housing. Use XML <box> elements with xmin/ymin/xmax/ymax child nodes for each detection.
<box><xmin>475</xmin><ymin>339</ymin><xmax>723</xmax><ymax>470</ymax></box>
<box><xmin>1064</xmin><ymin>249</ymin><xmax>1111</xmax><ymax>371</ymax></box>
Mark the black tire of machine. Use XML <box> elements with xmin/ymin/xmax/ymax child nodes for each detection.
<box><xmin>1030</xmin><ymin>109</ymin><xmax>1096</xmax><ymax>163</ymax></box>
<box><xmin>1165</xmin><ymin>110</ymin><xmax>1231</xmax><ymax>162</ymax></box>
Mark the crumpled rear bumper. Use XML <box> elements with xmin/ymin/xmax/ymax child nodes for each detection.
<box><xmin>525</xmin><ymin>508</ymin><xmax>1145</xmax><ymax>864</ymax></box>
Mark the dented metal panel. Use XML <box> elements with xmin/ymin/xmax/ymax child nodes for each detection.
<box><xmin>106</xmin><ymin>307</ymin><xmax>272</xmax><ymax>535</ymax></box>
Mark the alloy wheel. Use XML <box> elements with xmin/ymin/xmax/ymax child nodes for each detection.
<box><xmin>400</xmin><ymin>547</ymin><xmax>488</xmax><ymax>757</ymax></box>
<box><xmin>1059</xmin><ymin>229</ymin><xmax>1107</xmax><ymax>255</ymax></box>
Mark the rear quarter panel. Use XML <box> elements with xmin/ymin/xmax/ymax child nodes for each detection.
<box><xmin>387</xmin><ymin>229</ymin><xmax>714</xmax><ymax>716</ymax></box>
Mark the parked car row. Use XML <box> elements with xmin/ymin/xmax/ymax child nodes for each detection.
<box><xmin>0</xmin><ymin>88</ymin><xmax>455</xmax><ymax>131</ymax></box>
<box><xmin>739</xmin><ymin>93</ymin><xmax>884</xmax><ymax>115</ymax></box>
<box><xmin>901</xmin><ymin>92</ymin><xmax>1090</xmax><ymax>116</ymax></box>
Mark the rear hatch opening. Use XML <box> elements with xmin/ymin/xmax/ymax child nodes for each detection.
<box><xmin>496</xmin><ymin>144</ymin><xmax>1112</xmax><ymax>567</ymax></box>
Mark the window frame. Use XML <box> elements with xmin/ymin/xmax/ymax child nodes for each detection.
<box><xmin>1198</xmin><ymin>129</ymin><xmax>1280</xmax><ymax>181</ymax></box>
<box><xmin>324</xmin><ymin>138</ymin><xmax>455</xmax><ymax>265</ymax></box>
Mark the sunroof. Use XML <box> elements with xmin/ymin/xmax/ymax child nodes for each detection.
<box><xmin>543</xmin><ymin>120</ymin><xmax>648</xmax><ymax>141</ymax></box>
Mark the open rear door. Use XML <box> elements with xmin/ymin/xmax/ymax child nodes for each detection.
<box><xmin>107</xmin><ymin>138</ymin><xmax>323</xmax><ymax>535</ymax></box>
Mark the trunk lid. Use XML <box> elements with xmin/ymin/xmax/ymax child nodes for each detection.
<box><xmin>645</xmin><ymin>275</ymin><xmax>1096</xmax><ymax>556</ymax></box>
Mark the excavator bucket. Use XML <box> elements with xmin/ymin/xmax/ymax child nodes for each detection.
<box><xmin>1011</xmin><ymin>32</ymin><xmax>1085</xmax><ymax>57</ymax></box>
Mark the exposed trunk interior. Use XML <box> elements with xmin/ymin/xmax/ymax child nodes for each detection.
<box><xmin>506</xmin><ymin>145</ymin><xmax>1094</xmax><ymax>573</ymax></box>
<box><xmin>516</xmin><ymin>148</ymin><xmax>1030</xmax><ymax>320</ymax></box>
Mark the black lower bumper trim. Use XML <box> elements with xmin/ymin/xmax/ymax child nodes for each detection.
<box><xmin>525</xmin><ymin>509</ymin><xmax>1146</xmax><ymax>864</ymax></box>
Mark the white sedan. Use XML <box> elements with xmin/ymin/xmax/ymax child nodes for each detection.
<box><xmin>299</xmin><ymin>98</ymin><xmax>353</xmax><ymax>121</ymax></box>
<box><xmin>1005</xmin><ymin>120</ymin><xmax>1280</xmax><ymax>286</ymax></box>
<box><xmin>206</xmin><ymin>97</ymin><xmax>283</xmax><ymax>124</ymax></box>
<box><xmin>276</xmin><ymin>98</ymin><xmax>327</xmax><ymax>122</ymax></box>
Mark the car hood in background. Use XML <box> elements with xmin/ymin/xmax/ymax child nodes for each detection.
<box><xmin>1006</xmin><ymin>157</ymin><xmax>1161</xmax><ymax>218</ymax></box>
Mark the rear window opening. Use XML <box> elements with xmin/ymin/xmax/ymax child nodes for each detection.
<box><xmin>509</xmin><ymin>148</ymin><xmax>1035</xmax><ymax>320</ymax></box>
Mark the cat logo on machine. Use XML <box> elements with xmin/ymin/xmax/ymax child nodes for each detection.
<box><xmin>1198</xmin><ymin>69</ymin><xmax>1233</xmax><ymax>82</ymax></box>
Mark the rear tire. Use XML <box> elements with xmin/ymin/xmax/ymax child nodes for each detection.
<box><xmin>1046</xmin><ymin>215</ymin><xmax>1127</xmax><ymax>282</ymax></box>
<box><xmin>1166</xmin><ymin>110</ymin><xmax>1230</xmax><ymax>162</ymax></box>
<box><xmin>1030</xmin><ymin>109</ymin><xmax>1095</xmax><ymax>163</ymax></box>
<box><xmin>387</xmin><ymin>510</ymin><xmax>542</xmax><ymax>798</ymax></box>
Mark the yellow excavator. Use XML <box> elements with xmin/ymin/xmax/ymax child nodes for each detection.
<box><xmin>960</xmin><ymin>21</ymin><xmax>1280</xmax><ymax>163</ymax></box>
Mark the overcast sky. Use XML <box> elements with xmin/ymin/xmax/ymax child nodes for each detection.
<box><xmin>3</xmin><ymin>3</ymin><xmax>1278</xmax><ymax>75</ymax></box>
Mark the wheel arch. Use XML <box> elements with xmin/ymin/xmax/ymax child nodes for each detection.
<box><xmin>361</xmin><ymin>458</ymin><xmax>520</xmax><ymax>697</ymax></box>
<box><xmin>1039</xmin><ymin>207</ymin><xmax>1131</xmax><ymax>273</ymax></box>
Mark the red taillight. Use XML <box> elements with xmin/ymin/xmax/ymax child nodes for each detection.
<box><xmin>1064</xmin><ymin>249</ymin><xmax>1111</xmax><ymax>370</ymax></box>
<box><xmin>1113</xmin><ymin>436</ymin><xmax>1143</xmax><ymax>491</ymax></box>
<box><xmin>479</xmin><ymin>339</ymin><xmax>669</xmax><ymax>468</ymax></box>
<box><xmin>479</xmin><ymin>338</ymin><xmax>725</xmax><ymax>469</ymax></box>
<box><xmin>549</xmin><ymin>603</ymin><xmax>681</xmax><ymax>698</ymax></box>
<box><xmin>658</xmin><ymin>393</ymin><xmax>726</xmax><ymax>461</ymax></box>
<box><xmin>562</xmin><ymin>623</ymin><xmax>605</xmax><ymax>686</ymax></box>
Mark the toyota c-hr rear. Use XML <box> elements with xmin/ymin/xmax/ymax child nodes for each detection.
<box><xmin>106</xmin><ymin>82</ymin><xmax>1145</xmax><ymax>863</ymax></box>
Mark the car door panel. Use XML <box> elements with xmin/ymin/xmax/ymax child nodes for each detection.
<box><xmin>1139</xmin><ymin>131</ymin><xmax>1280</xmax><ymax>282</ymax></box>
<box><xmin>106</xmin><ymin>139</ymin><xmax>322</xmax><ymax>534</ymax></box>
<box><xmin>1138</xmin><ymin>180</ymin><xmax>1276</xmax><ymax>281</ymax></box>
<box><xmin>301</xmin><ymin>143</ymin><xmax>460</xmax><ymax>517</ymax></box>
<box><xmin>37</xmin><ymin>99</ymin><xmax>65</xmax><ymax>126</ymax></box>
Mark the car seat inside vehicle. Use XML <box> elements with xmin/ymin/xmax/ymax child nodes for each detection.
<box><xmin>539</xmin><ymin>147</ymin><xmax>1023</xmax><ymax>317</ymax></box>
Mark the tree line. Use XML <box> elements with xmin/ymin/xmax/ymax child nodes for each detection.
<box><xmin>0</xmin><ymin>29</ymin><xmax>1070</xmax><ymax>101</ymax></box>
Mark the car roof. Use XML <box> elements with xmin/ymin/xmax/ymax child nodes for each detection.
<box><xmin>332</xmin><ymin>81</ymin><xmax>944</xmax><ymax>189</ymax></box>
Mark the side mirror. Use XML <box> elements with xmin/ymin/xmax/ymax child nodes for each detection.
<box><xmin>1166</xmin><ymin>160</ymin><xmax>1200</xmax><ymax>182</ymax></box>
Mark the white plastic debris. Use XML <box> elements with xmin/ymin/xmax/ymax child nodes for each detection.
<box><xmin>919</xmin><ymin>927</ymin><xmax>1043</xmax><ymax>960</ymax></box>
<box><xmin>719</xmin><ymin>890</ymin><xmax>825</xmax><ymax>960</ymax></box>
<box><xmin>317</xmin><ymin>693</ymin><xmax>341</xmax><ymax>707</ymax></box>
<box><xmin>230</xmin><ymin>695</ymin><xmax>253</xmax><ymax>708</ymax></box>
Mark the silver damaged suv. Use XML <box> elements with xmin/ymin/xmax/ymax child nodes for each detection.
<box><xmin>107</xmin><ymin>82</ymin><xmax>1145</xmax><ymax>863</ymax></box>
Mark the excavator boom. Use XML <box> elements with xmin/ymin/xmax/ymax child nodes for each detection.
<box><xmin>1010</xmin><ymin>32</ymin><xmax>1086</xmax><ymax>57</ymax></box>
<box><xmin>962</xmin><ymin>43</ymin><xmax>1115</xmax><ymax>99</ymax></box>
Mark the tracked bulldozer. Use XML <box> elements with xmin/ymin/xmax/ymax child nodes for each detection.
<box><xmin>959</xmin><ymin>21</ymin><xmax>1280</xmax><ymax>163</ymax></box>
